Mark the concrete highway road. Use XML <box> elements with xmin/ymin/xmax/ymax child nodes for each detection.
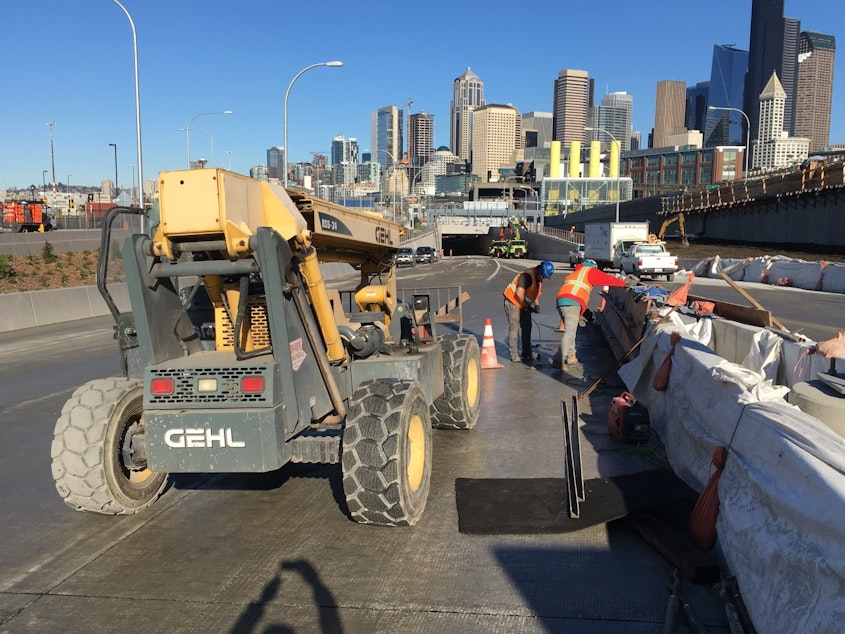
<box><xmin>1</xmin><ymin>257</ymin><xmax>841</xmax><ymax>633</ymax></box>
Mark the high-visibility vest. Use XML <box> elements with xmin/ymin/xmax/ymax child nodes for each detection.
<box><xmin>556</xmin><ymin>266</ymin><xmax>593</xmax><ymax>310</ymax></box>
<box><xmin>504</xmin><ymin>269</ymin><xmax>542</xmax><ymax>309</ymax></box>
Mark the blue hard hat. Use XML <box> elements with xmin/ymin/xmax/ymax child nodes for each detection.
<box><xmin>539</xmin><ymin>261</ymin><xmax>555</xmax><ymax>278</ymax></box>
<box><xmin>582</xmin><ymin>259</ymin><xmax>597</xmax><ymax>268</ymax></box>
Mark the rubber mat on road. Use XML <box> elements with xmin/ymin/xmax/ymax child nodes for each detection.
<box><xmin>455</xmin><ymin>469</ymin><xmax>696</xmax><ymax>535</ymax></box>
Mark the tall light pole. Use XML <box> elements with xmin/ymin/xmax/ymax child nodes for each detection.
<box><xmin>67</xmin><ymin>174</ymin><xmax>71</xmax><ymax>193</ymax></box>
<box><xmin>180</xmin><ymin>128</ymin><xmax>215</xmax><ymax>167</ymax></box>
<box><xmin>109</xmin><ymin>143</ymin><xmax>119</xmax><ymax>198</ymax></box>
<box><xmin>708</xmin><ymin>106</ymin><xmax>750</xmax><ymax>180</ymax></box>
<box><xmin>46</xmin><ymin>122</ymin><xmax>56</xmax><ymax>196</ymax></box>
<box><xmin>585</xmin><ymin>126</ymin><xmax>620</xmax><ymax>222</ymax></box>
<box><xmin>226</xmin><ymin>150</ymin><xmax>233</xmax><ymax>171</ymax></box>
<box><xmin>111</xmin><ymin>1</ymin><xmax>144</xmax><ymax>208</ymax></box>
<box><xmin>185</xmin><ymin>110</ymin><xmax>231</xmax><ymax>168</ymax></box>
<box><xmin>283</xmin><ymin>60</ymin><xmax>343</xmax><ymax>188</ymax></box>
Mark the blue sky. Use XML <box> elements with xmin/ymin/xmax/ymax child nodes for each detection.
<box><xmin>2</xmin><ymin>0</ymin><xmax>843</xmax><ymax>190</ymax></box>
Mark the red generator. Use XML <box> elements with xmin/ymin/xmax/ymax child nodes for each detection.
<box><xmin>608</xmin><ymin>392</ymin><xmax>651</xmax><ymax>443</ymax></box>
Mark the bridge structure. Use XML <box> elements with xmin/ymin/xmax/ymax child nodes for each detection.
<box><xmin>655</xmin><ymin>160</ymin><xmax>845</xmax><ymax>246</ymax></box>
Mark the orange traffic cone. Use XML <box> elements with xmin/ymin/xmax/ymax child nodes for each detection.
<box><xmin>480</xmin><ymin>318</ymin><xmax>504</xmax><ymax>369</ymax></box>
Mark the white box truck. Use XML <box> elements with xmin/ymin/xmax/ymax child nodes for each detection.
<box><xmin>583</xmin><ymin>222</ymin><xmax>650</xmax><ymax>270</ymax></box>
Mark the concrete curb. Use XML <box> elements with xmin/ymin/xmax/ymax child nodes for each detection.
<box><xmin>0</xmin><ymin>263</ymin><xmax>354</xmax><ymax>334</ymax></box>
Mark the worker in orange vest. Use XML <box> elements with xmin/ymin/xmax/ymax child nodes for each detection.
<box><xmin>503</xmin><ymin>261</ymin><xmax>555</xmax><ymax>363</ymax></box>
<box><xmin>551</xmin><ymin>259</ymin><xmax>625</xmax><ymax>368</ymax></box>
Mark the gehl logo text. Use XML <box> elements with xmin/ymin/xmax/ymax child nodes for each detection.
<box><xmin>165</xmin><ymin>428</ymin><xmax>246</xmax><ymax>448</ymax></box>
<box><xmin>375</xmin><ymin>226</ymin><xmax>394</xmax><ymax>246</ymax></box>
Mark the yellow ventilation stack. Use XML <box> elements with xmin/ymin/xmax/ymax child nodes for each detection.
<box><xmin>609</xmin><ymin>140</ymin><xmax>620</xmax><ymax>178</ymax></box>
<box><xmin>549</xmin><ymin>141</ymin><xmax>561</xmax><ymax>178</ymax></box>
<box><xmin>569</xmin><ymin>141</ymin><xmax>581</xmax><ymax>177</ymax></box>
<box><xmin>589</xmin><ymin>141</ymin><xmax>601</xmax><ymax>178</ymax></box>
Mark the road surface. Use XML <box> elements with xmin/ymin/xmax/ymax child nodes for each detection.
<box><xmin>2</xmin><ymin>257</ymin><xmax>842</xmax><ymax>633</ymax></box>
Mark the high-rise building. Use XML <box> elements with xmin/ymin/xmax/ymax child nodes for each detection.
<box><xmin>267</xmin><ymin>147</ymin><xmax>284</xmax><ymax>180</ymax></box>
<box><xmin>744</xmin><ymin>1</ymin><xmax>800</xmax><ymax>144</ymax></box>
<box><xmin>331</xmin><ymin>136</ymin><xmax>359</xmax><ymax>166</ymax></box>
<box><xmin>781</xmin><ymin>17</ymin><xmax>800</xmax><ymax>135</ymax></box>
<box><xmin>686</xmin><ymin>81</ymin><xmax>710</xmax><ymax>135</ymax></box>
<box><xmin>450</xmin><ymin>68</ymin><xmax>485</xmax><ymax>161</ymax></box>
<box><xmin>470</xmin><ymin>104</ymin><xmax>520</xmax><ymax>182</ymax></box>
<box><xmin>356</xmin><ymin>161</ymin><xmax>381</xmax><ymax>186</ymax></box>
<box><xmin>653</xmin><ymin>80</ymin><xmax>687</xmax><ymax>148</ymax></box>
<box><xmin>371</xmin><ymin>105</ymin><xmax>404</xmax><ymax>168</ymax></box>
<box><xmin>521</xmin><ymin>111</ymin><xmax>553</xmax><ymax>162</ymax></box>
<box><xmin>752</xmin><ymin>72</ymin><xmax>809</xmax><ymax>170</ymax></box>
<box><xmin>249</xmin><ymin>165</ymin><xmax>268</xmax><ymax>181</ymax></box>
<box><xmin>794</xmin><ymin>31</ymin><xmax>836</xmax><ymax>152</ymax></box>
<box><xmin>552</xmin><ymin>69</ymin><xmax>592</xmax><ymax>146</ymax></box>
<box><xmin>409</xmin><ymin>112</ymin><xmax>435</xmax><ymax>166</ymax></box>
<box><xmin>703</xmin><ymin>45</ymin><xmax>749</xmax><ymax>147</ymax></box>
<box><xmin>591</xmin><ymin>92</ymin><xmax>633</xmax><ymax>151</ymax></box>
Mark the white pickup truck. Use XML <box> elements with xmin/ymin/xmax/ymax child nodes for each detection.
<box><xmin>619</xmin><ymin>242</ymin><xmax>679</xmax><ymax>281</ymax></box>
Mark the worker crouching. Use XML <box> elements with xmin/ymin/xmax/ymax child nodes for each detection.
<box><xmin>551</xmin><ymin>259</ymin><xmax>625</xmax><ymax>367</ymax></box>
<box><xmin>503</xmin><ymin>261</ymin><xmax>555</xmax><ymax>363</ymax></box>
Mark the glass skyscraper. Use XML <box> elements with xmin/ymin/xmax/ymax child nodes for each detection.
<box><xmin>704</xmin><ymin>45</ymin><xmax>749</xmax><ymax>147</ymax></box>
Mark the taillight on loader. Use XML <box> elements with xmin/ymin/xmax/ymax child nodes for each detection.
<box><xmin>150</xmin><ymin>378</ymin><xmax>174</xmax><ymax>395</ymax></box>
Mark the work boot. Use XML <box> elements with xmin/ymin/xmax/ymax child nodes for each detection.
<box><xmin>565</xmin><ymin>354</ymin><xmax>579</xmax><ymax>365</ymax></box>
<box><xmin>522</xmin><ymin>352</ymin><xmax>540</xmax><ymax>361</ymax></box>
<box><xmin>510</xmin><ymin>355</ymin><xmax>521</xmax><ymax>363</ymax></box>
<box><xmin>550</xmin><ymin>357</ymin><xmax>563</xmax><ymax>370</ymax></box>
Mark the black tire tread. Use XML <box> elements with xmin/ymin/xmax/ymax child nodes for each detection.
<box><xmin>431</xmin><ymin>334</ymin><xmax>481</xmax><ymax>430</ymax></box>
<box><xmin>342</xmin><ymin>379</ymin><xmax>431</xmax><ymax>526</ymax></box>
<box><xmin>51</xmin><ymin>377</ymin><xmax>166</xmax><ymax>515</ymax></box>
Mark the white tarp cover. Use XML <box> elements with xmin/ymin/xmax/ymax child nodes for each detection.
<box><xmin>689</xmin><ymin>256</ymin><xmax>845</xmax><ymax>294</ymax></box>
<box><xmin>618</xmin><ymin>320</ymin><xmax>845</xmax><ymax>633</ymax></box>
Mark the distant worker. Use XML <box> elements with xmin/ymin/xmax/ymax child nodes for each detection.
<box><xmin>551</xmin><ymin>259</ymin><xmax>625</xmax><ymax>367</ymax></box>
<box><xmin>568</xmin><ymin>226</ymin><xmax>575</xmax><ymax>239</ymax></box>
<box><xmin>503</xmin><ymin>260</ymin><xmax>555</xmax><ymax>363</ymax></box>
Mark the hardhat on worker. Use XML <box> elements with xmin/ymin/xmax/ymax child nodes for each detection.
<box><xmin>582</xmin><ymin>259</ymin><xmax>597</xmax><ymax>268</ymax></box>
<box><xmin>539</xmin><ymin>261</ymin><xmax>555</xmax><ymax>278</ymax></box>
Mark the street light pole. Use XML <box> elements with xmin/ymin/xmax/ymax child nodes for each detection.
<box><xmin>111</xmin><ymin>1</ymin><xmax>144</xmax><ymax>208</ymax></box>
<box><xmin>46</xmin><ymin>122</ymin><xmax>56</xmax><ymax>196</ymax></box>
<box><xmin>226</xmin><ymin>150</ymin><xmax>232</xmax><ymax>171</ymax></box>
<box><xmin>283</xmin><ymin>60</ymin><xmax>343</xmax><ymax>188</ymax></box>
<box><xmin>708</xmin><ymin>106</ymin><xmax>750</xmax><ymax>180</ymax></box>
<box><xmin>185</xmin><ymin>110</ymin><xmax>232</xmax><ymax>168</ymax></box>
<box><xmin>109</xmin><ymin>143</ymin><xmax>118</xmax><ymax>198</ymax></box>
<box><xmin>585</xmin><ymin>126</ymin><xmax>620</xmax><ymax>222</ymax></box>
<box><xmin>180</xmin><ymin>128</ymin><xmax>215</xmax><ymax>167</ymax></box>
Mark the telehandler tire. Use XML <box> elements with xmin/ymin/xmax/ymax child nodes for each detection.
<box><xmin>432</xmin><ymin>334</ymin><xmax>481</xmax><ymax>430</ymax></box>
<box><xmin>342</xmin><ymin>379</ymin><xmax>432</xmax><ymax>526</ymax></box>
<box><xmin>51</xmin><ymin>378</ymin><xmax>167</xmax><ymax>515</ymax></box>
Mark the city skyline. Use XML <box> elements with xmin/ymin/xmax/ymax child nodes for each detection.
<box><xmin>1</xmin><ymin>0</ymin><xmax>843</xmax><ymax>190</ymax></box>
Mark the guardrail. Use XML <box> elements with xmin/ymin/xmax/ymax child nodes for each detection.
<box><xmin>661</xmin><ymin>160</ymin><xmax>845</xmax><ymax>215</ymax></box>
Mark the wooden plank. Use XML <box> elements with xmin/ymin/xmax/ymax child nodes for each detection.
<box><xmin>435</xmin><ymin>291</ymin><xmax>471</xmax><ymax>316</ymax></box>
<box><xmin>625</xmin><ymin>504</ymin><xmax>721</xmax><ymax>584</ymax></box>
<box><xmin>717</xmin><ymin>271</ymin><xmax>788</xmax><ymax>331</ymax></box>
<box><xmin>688</xmin><ymin>293</ymin><xmax>773</xmax><ymax>329</ymax></box>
